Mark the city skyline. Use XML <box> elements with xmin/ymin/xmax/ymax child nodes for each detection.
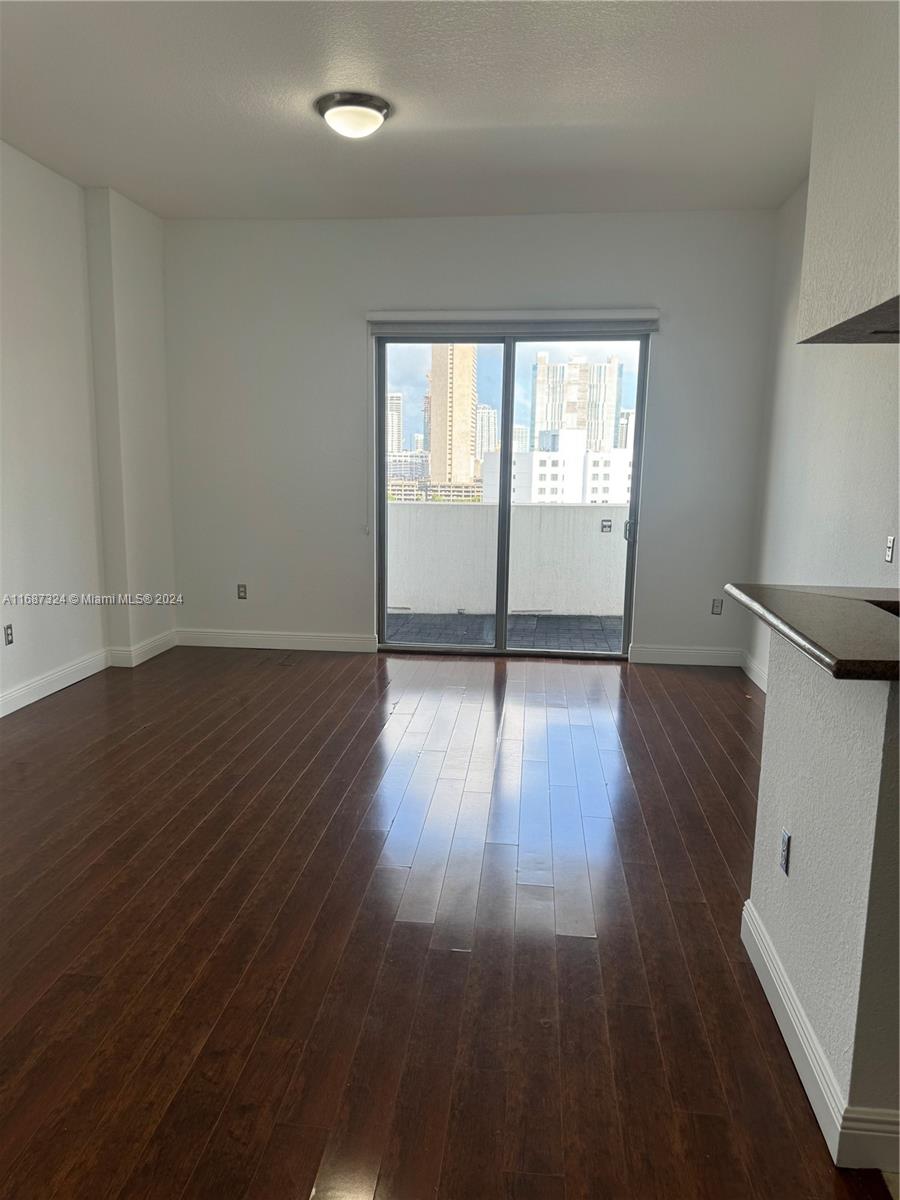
<box><xmin>385</xmin><ymin>340</ymin><xmax>639</xmax><ymax>452</ymax></box>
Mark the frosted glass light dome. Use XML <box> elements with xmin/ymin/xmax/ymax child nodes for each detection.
<box><xmin>315</xmin><ymin>93</ymin><xmax>392</xmax><ymax>139</ymax></box>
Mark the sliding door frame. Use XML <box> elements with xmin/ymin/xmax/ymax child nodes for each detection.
<box><xmin>373</xmin><ymin>319</ymin><xmax>654</xmax><ymax>659</ymax></box>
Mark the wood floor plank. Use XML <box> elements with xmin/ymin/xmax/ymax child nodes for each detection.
<box><xmin>362</xmin><ymin>728</ymin><xmax>428</xmax><ymax>831</ymax></box>
<box><xmin>517</xmin><ymin>758</ymin><xmax>553</xmax><ymax>887</ymax></box>
<box><xmin>486</xmin><ymin>738</ymin><xmax>523</xmax><ymax>845</ymax></box>
<box><xmin>504</xmin><ymin>883</ymin><xmax>563</xmax><ymax>1177</ymax></box>
<box><xmin>438</xmin><ymin>1067</ymin><xmax>507</xmax><ymax>1200</ymax></box>
<box><xmin>394</xmin><ymin>778</ymin><xmax>465</xmax><ymax>923</ymax></box>
<box><xmin>243</xmin><ymin>1123</ymin><xmax>328</xmax><ymax>1200</ymax></box>
<box><xmin>548</xmin><ymin>785</ymin><xmax>595</xmax><ymax>937</ymax></box>
<box><xmin>582</xmin><ymin>816</ymin><xmax>651</xmax><ymax>1008</ymax></box>
<box><xmin>306</xmin><ymin>922</ymin><xmax>432</xmax><ymax>1200</ymax></box>
<box><xmin>570</xmin><ymin>724</ymin><xmax>611</xmax><ymax>817</ymax></box>
<box><xmin>378</xmin><ymin>750</ymin><xmax>445</xmax><ymax>868</ymax></box>
<box><xmin>456</xmin><ymin>841</ymin><xmax>517</xmax><ymax>1074</ymax></box>
<box><xmin>597</xmin><ymin>746</ymin><xmax>655</xmax><ymax>863</ymax></box>
<box><xmin>623</xmin><ymin>859</ymin><xmax>728</xmax><ymax>1117</ymax></box>
<box><xmin>556</xmin><ymin>934</ymin><xmax>624</xmax><ymax>1199</ymax></box>
<box><xmin>606</xmin><ymin>1002</ymin><xmax>690</xmax><ymax>1199</ymax></box>
<box><xmin>464</xmin><ymin>699</ymin><xmax>503</xmax><ymax>793</ymax></box>
<box><xmin>431</xmin><ymin>789</ymin><xmax>491</xmax><ymax>951</ymax></box>
<box><xmin>276</xmin><ymin>867</ymin><xmax>409</xmax><ymax>1132</ymax></box>
<box><xmin>522</xmin><ymin>687</ymin><xmax>548</xmax><ymax>763</ymax></box>
<box><xmin>504</xmin><ymin>1172</ymin><xmax>566</xmax><ymax>1199</ymax></box>
<box><xmin>372</xmin><ymin>947</ymin><xmax>469</xmax><ymax>1200</ymax></box>
<box><xmin>441</xmin><ymin>700</ymin><xmax>483</xmax><ymax>780</ymax></box>
<box><xmin>674</xmin><ymin>1109</ymin><xmax>756</xmax><ymax>1200</ymax></box>
<box><xmin>546</xmin><ymin>705</ymin><xmax>576</xmax><ymax>786</ymax></box>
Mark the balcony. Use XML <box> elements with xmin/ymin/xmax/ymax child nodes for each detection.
<box><xmin>385</xmin><ymin>502</ymin><xmax>629</xmax><ymax>652</ymax></box>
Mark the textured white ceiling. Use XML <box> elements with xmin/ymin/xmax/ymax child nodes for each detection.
<box><xmin>0</xmin><ymin>1</ymin><xmax>821</xmax><ymax>218</ymax></box>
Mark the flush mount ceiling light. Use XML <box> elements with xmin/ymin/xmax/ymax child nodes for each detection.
<box><xmin>314</xmin><ymin>92</ymin><xmax>392</xmax><ymax>139</ymax></box>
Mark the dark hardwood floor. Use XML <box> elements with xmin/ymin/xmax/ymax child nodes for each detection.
<box><xmin>0</xmin><ymin>647</ymin><xmax>889</xmax><ymax>1199</ymax></box>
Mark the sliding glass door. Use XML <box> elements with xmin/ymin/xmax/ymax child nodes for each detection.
<box><xmin>376</xmin><ymin>324</ymin><xmax>649</xmax><ymax>657</ymax></box>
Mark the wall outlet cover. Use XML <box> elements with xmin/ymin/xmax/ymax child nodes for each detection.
<box><xmin>780</xmin><ymin>828</ymin><xmax>791</xmax><ymax>875</ymax></box>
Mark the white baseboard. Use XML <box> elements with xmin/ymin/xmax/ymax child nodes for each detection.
<box><xmin>0</xmin><ymin>648</ymin><xmax>109</xmax><ymax>717</ymax></box>
<box><xmin>741</xmin><ymin>649</ymin><xmax>768</xmax><ymax>693</ymax></box>
<box><xmin>107</xmin><ymin>628</ymin><xmax>177</xmax><ymax>668</ymax></box>
<box><xmin>176</xmin><ymin>628</ymin><xmax>378</xmax><ymax>654</ymax></box>
<box><xmin>628</xmin><ymin>643</ymin><xmax>744</xmax><ymax>667</ymax></box>
<box><xmin>742</xmin><ymin>901</ymin><xmax>899</xmax><ymax>1171</ymax></box>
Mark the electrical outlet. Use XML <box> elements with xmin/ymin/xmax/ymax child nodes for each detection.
<box><xmin>711</xmin><ymin>598</ymin><xmax>724</xmax><ymax>615</ymax></box>
<box><xmin>3</xmin><ymin>624</ymin><xmax>12</xmax><ymax>646</ymax></box>
<box><xmin>237</xmin><ymin>584</ymin><xmax>248</xmax><ymax>600</ymax></box>
<box><xmin>886</xmin><ymin>535</ymin><xmax>895</xmax><ymax>564</ymax></box>
<box><xmin>780</xmin><ymin>828</ymin><xmax>791</xmax><ymax>876</ymax></box>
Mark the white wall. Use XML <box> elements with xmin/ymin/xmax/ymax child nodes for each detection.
<box><xmin>0</xmin><ymin>149</ymin><xmax>176</xmax><ymax>713</ymax></box>
<box><xmin>0</xmin><ymin>144</ymin><xmax>106</xmax><ymax>708</ymax></box>
<box><xmin>387</xmin><ymin>503</ymin><xmax>628</xmax><ymax>616</ymax></box>
<box><xmin>747</xmin><ymin>182</ymin><xmax>899</xmax><ymax>686</ymax></box>
<box><xmin>798</xmin><ymin>2</ymin><xmax>899</xmax><ymax>341</ymax></box>
<box><xmin>85</xmin><ymin>188</ymin><xmax>176</xmax><ymax>659</ymax></box>
<box><xmin>164</xmin><ymin>211</ymin><xmax>776</xmax><ymax>655</ymax></box>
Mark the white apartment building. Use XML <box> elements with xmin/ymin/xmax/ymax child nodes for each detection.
<box><xmin>475</xmin><ymin>403</ymin><xmax>499</xmax><ymax>461</ymax></box>
<box><xmin>512</xmin><ymin>424</ymin><xmax>530</xmax><ymax>452</ymax></box>
<box><xmin>386</xmin><ymin>449</ymin><xmax>430</xmax><ymax>480</ymax></box>
<box><xmin>482</xmin><ymin>428</ymin><xmax>633</xmax><ymax>505</ymax></box>
<box><xmin>386</xmin><ymin>391</ymin><xmax>404</xmax><ymax>453</ymax></box>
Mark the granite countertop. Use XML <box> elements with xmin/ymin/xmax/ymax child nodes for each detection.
<box><xmin>725</xmin><ymin>583</ymin><xmax>900</xmax><ymax>681</ymax></box>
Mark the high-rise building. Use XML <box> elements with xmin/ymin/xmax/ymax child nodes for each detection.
<box><xmin>387</xmin><ymin>391</ymin><xmax>404</xmax><ymax>453</ymax></box>
<box><xmin>530</xmin><ymin>353</ymin><xmax>621</xmax><ymax>452</ymax></box>
<box><xmin>617</xmin><ymin>408</ymin><xmax>634</xmax><ymax>450</ymax></box>
<box><xmin>413</xmin><ymin>432</ymin><xmax>425</xmax><ymax>452</ymax></box>
<box><xmin>427</xmin><ymin>343</ymin><xmax>477</xmax><ymax>484</ymax></box>
<box><xmin>475</xmin><ymin>403</ymin><xmax>499</xmax><ymax>460</ymax></box>
<box><xmin>513</xmin><ymin>424</ymin><xmax>530</xmax><ymax>452</ymax></box>
<box><xmin>587</xmin><ymin>357</ymin><xmax>622</xmax><ymax>452</ymax></box>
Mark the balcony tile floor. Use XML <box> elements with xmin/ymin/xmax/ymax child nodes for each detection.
<box><xmin>385</xmin><ymin>612</ymin><xmax>624</xmax><ymax>653</ymax></box>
